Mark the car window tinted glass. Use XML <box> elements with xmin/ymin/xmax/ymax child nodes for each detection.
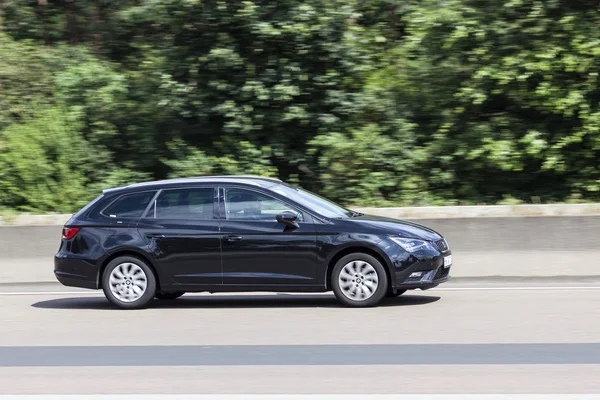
<box><xmin>225</xmin><ymin>188</ymin><xmax>303</xmax><ymax>221</ymax></box>
<box><xmin>270</xmin><ymin>184</ymin><xmax>352</xmax><ymax>218</ymax></box>
<box><xmin>77</xmin><ymin>194</ymin><xmax>104</xmax><ymax>218</ymax></box>
<box><xmin>104</xmin><ymin>192</ymin><xmax>156</xmax><ymax>218</ymax></box>
<box><xmin>155</xmin><ymin>188</ymin><xmax>214</xmax><ymax>219</ymax></box>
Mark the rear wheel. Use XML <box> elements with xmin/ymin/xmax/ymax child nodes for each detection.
<box><xmin>102</xmin><ymin>256</ymin><xmax>156</xmax><ymax>309</ymax></box>
<box><xmin>155</xmin><ymin>291</ymin><xmax>185</xmax><ymax>300</ymax></box>
<box><xmin>331</xmin><ymin>253</ymin><xmax>388</xmax><ymax>307</ymax></box>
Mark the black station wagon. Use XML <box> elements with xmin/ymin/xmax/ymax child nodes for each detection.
<box><xmin>55</xmin><ymin>176</ymin><xmax>452</xmax><ymax>308</ymax></box>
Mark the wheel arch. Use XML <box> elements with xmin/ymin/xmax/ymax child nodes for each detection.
<box><xmin>97</xmin><ymin>250</ymin><xmax>161</xmax><ymax>291</ymax></box>
<box><xmin>324</xmin><ymin>244</ymin><xmax>393</xmax><ymax>291</ymax></box>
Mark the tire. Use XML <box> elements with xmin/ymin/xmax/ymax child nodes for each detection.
<box><xmin>386</xmin><ymin>289</ymin><xmax>407</xmax><ymax>298</ymax></box>
<box><xmin>331</xmin><ymin>253</ymin><xmax>388</xmax><ymax>307</ymax></box>
<box><xmin>102</xmin><ymin>256</ymin><xmax>157</xmax><ymax>309</ymax></box>
<box><xmin>155</xmin><ymin>291</ymin><xmax>185</xmax><ymax>300</ymax></box>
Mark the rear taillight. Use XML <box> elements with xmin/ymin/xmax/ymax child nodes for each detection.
<box><xmin>62</xmin><ymin>227</ymin><xmax>80</xmax><ymax>240</ymax></box>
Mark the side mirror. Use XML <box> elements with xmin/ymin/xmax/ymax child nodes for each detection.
<box><xmin>276</xmin><ymin>211</ymin><xmax>300</xmax><ymax>229</ymax></box>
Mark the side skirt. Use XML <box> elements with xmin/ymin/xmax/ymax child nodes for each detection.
<box><xmin>159</xmin><ymin>284</ymin><xmax>328</xmax><ymax>294</ymax></box>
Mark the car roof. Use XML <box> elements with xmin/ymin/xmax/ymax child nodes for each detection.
<box><xmin>102</xmin><ymin>175</ymin><xmax>283</xmax><ymax>194</ymax></box>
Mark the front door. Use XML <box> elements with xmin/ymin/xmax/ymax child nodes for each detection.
<box><xmin>219</xmin><ymin>187</ymin><xmax>319</xmax><ymax>287</ymax></box>
<box><xmin>137</xmin><ymin>187</ymin><xmax>222</xmax><ymax>285</ymax></box>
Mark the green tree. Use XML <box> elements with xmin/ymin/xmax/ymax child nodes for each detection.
<box><xmin>2</xmin><ymin>0</ymin><xmax>600</xmax><ymax>213</ymax></box>
<box><xmin>369</xmin><ymin>0</ymin><xmax>600</xmax><ymax>203</ymax></box>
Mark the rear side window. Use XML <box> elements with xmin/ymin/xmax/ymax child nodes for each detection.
<box><xmin>103</xmin><ymin>192</ymin><xmax>156</xmax><ymax>218</ymax></box>
<box><xmin>154</xmin><ymin>188</ymin><xmax>214</xmax><ymax>219</ymax></box>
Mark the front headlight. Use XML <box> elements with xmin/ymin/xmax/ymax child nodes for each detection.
<box><xmin>389</xmin><ymin>237</ymin><xmax>436</xmax><ymax>253</ymax></box>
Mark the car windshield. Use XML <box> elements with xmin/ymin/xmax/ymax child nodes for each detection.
<box><xmin>270</xmin><ymin>184</ymin><xmax>354</xmax><ymax>218</ymax></box>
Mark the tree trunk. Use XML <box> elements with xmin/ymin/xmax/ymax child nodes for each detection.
<box><xmin>38</xmin><ymin>0</ymin><xmax>49</xmax><ymax>44</ymax></box>
<box><xmin>65</xmin><ymin>0</ymin><xmax>79</xmax><ymax>44</ymax></box>
<box><xmin>0</xmin><ymin>1</ymin><xmax>5</xmax><ymax>31</ymax></box>
<box><xmin>93</xmin><ymin>0</ymin><xmax>104</xmax><ymax>55</ymax></box>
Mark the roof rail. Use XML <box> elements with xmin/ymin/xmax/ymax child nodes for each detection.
<box><xmin>189</xmin><ymin>175</ymin><xmax>282</xmax><ymax>182</ymax></box>
<box><xmin>101</xmin><ymin>175</ymin><xmax>282</xmax><ymax>193</ymax></box>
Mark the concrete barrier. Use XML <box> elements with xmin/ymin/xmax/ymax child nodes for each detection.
<box><xmin>1</xmin><ymin>205</ymin><xmax>599</xmax><ymax>284</ymax></box>
<box><xmin>354</xmin><ymin>206</ymin><xmax>600</xmax><ymax>281</ymax></box>
<box><xmin>0</xmin><ymin>226</ymin><xmax>64</xmax><ymax>284</ymax></box>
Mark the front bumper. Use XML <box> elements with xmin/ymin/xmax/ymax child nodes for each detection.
<box><xmin>381</xmin><ymin>237</ymin><xmax>453</xmax><ymax>290</ymax></box>
<box><xmin>394</xmin><ymin>264</ymin><xmax>451</xmax><ymax>290</ymax></box>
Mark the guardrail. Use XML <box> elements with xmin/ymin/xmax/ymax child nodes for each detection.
<box><xmin>354</xmin><ymin>203</ymin><xmax>600</xmax><ymax>219</ymax></box>
<box><xmin>2</xmin><ymin>203</ymin><xmax>600</xmax><ymax>226</ymax></box>
<box><xmin>1</xmin><ymin>204</ymin><xmax>599</xmax><ymax>284</ymax></box>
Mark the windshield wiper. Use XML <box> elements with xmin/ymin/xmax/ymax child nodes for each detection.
<box><xmin>350</xmin><ymin>211</ymin><xmax>364</xmax><ymax>217</ymax></box>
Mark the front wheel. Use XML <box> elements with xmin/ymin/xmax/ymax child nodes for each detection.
<box><xmin>102</xmin><ymin>256</ymin><xmax>157</xmax><ymax>309</ymax></box>
<box><xmin>331</xmin><ymin>253</ymin><xmax>388</xmax><ymax>307</ymax></box>
<box><xmin>155</xmin><ymin>291</ymin><xmax>185</xmax><ymax>300</ymax></box>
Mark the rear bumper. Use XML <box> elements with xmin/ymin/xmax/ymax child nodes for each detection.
<box><xmin>54</xmin><ymin>255</ymin><xmax>99</xmax><ymax>290</ymax></box>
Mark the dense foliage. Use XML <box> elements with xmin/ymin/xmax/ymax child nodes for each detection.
<box><xmin>1</xmin><ymin>0</ymin><xmax>599</xmax><ymax>212</ymax></box>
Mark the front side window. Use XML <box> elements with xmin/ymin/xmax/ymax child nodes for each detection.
<box><xmin>270</xmin><ymin>184</ymin><xmax>353</xmax><ymax>218</ymax></box>
<box><xmin>154</xmin><ymin>188</ymin><xmax>214</xmax><ymax>219</ymax></box>
<box><xmin>224</xmin><ymin>188</ymin><xmax>303</xmax><ymax>221</ymax></box>
<box><xmin>103</xmin><ymin>191</ymin><xmax>156</xmax><ymax>218</ymax></box>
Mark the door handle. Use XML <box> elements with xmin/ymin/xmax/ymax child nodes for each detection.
<box><xmin>223</xmin><ymin>235</ymin><xmax>243</xmax><ymax>242</ymax></box>
<box><xmin>146</xmin><ymin>233</ymin><xmax>166</xmax><ymax>239</ymax></box>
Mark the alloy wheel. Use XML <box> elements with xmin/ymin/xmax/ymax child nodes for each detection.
<box><xmin>109</xmin><ymin>262</ymin><xmax>148</xmax><ymax>303</ymax></box>
<box><xmin>338</xmin><ymin>260</ymin><xmax>379</xmax><ymax>301</ymax></box>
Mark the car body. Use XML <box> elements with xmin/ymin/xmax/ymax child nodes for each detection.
<box><xmin>55</xmin><ymin>176</ymin><xmax>452</xmax><ymax>308</ymax></box>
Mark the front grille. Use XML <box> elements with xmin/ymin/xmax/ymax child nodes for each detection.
<box><xmin>434</xmin><ymin>267</ymin><xmax>449</xmax><ymax>280</ymax></box>
<box><xmin>434</xmin><ymin>238</ymin><xmax>449</xmax><ymax>252</ymax></box>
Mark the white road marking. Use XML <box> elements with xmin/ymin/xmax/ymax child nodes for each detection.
<box><xmin>0</xmin><ymin>286</ymin><xmax>599</xmax><ymax>296</ymax></box>
<box><xmin>0</xmin><ymin>291</ymin><xmax>102</xmax><ymax>296</ymax></box>
<box><xmin>433</xmin><ymin>286</ymin><xmax>600</xmax><ymax>291</ymax></box>
<box><xmin>1</xmin><ymin>395</ymin><xmax>600</xmax><ymax>400</ymax></box>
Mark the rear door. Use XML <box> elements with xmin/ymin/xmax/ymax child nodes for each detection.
<box><xmin>137</xmin><ymin>186</ymin><xmax>222</xmax><ymax>285</ymax></box>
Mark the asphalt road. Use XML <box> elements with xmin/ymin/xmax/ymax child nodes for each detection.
<box><xmin>1</xmin><ymin>282</ymin><xmax>600</xmax><ymax>394</ymax></box>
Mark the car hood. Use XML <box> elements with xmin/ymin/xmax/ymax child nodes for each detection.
<box><xmin>347</xmin><ymin>214</ymin><xmax>442</xmax><ymax>241</ymax></box>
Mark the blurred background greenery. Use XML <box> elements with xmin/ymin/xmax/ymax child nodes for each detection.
<box><xmin>0</xmin><ymin>0</ymin><xmax>599</xmax><ymax>213</ymax></box>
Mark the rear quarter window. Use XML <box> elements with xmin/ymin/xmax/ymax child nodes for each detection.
<box><xmin>102</xmin><ymin>191</ymin><xmax>156</xmax><ymax>218</ymax></box>
<box><xmin>73</xmin><ymin>194</ymin><xmax>104</xmax><ymax>218</ymax></box>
